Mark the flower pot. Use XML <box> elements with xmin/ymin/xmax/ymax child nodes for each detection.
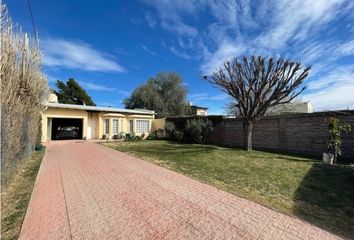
<box><xmin>323</xmin><ymin>153</ymin><xmax>334</xmax><ymax>165</ymax></box>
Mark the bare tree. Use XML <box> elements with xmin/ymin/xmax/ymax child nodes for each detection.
<box><xmin>205</xmin><ymin>56</ymin><xmax>310</xmax><ymax>151</ymax></box>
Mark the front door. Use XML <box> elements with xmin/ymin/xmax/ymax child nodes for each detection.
<box><xmin>87</xmin><ymin>114</ymin><xmax>97</xmax><ymax>139</ymax></box>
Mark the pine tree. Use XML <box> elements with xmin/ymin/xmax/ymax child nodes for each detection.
<box><xmin>54</xmin><ymin>78</ymin><xmax>96</xmax><ymax>106</ymax></box>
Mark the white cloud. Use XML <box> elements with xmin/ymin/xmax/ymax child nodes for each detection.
<box><xmin>189</xmin><ymin>92</ymin><xmax>229</xmax><ymax>102</ymax></box>
<box><xmin>303</xmin><ymin>65</ymin><xmax>354</xmax><ymax>110</ymax></box>
<box><xmin>45</xmin><ymin>74</ymin><xmax>59</xmax><ymax>83</ymax></box>
<box><xmin>210</xmin><ymin>93</ymin><xmax>229</xmax><ymax>101</ymax></box>
<box><xmin>42</xmin><ymin>38</ymin><xmax>125</xmax><ymax>72</ymax></box>
<box><xmin>140</xmin><ymin>0</ymin><xmax>199</xmax><ymax>37</ymax></box>
<box><xmin>141</xmin><ymin>0</ymin><xmax>354</xmax><ymax>110</ymax></box>
<box><xmin>162</xmin><ymin>21</ymin><xmax>198</xmax><ymax>37</ymax></box>
<box><xmin>142</xmin><ymin>0</ymin><xmax>353</xmax><ymax>67</ymax></box>
<box><xmin>296</xmin><ymin>38</ymin><xmax>354</xmax><ymax>65</ymax></box>
<box><xmin>201</xmin><ymin>40</ymin><xmax>246</xmax><ymax>74</ymax></box>
<box><xmin>170</xmin><ymin>47</ymin><xmax>191</xmax><ymax>59</ymax></box>
<box><xmin>140</xmin><ymin>45</ymin><xmax>156</xmax><ymax>55</ymax></box>
<box><xmin>336</xmin><ymin>39</ymin><xmax>354</xmax><ymax>56</ymax></box>
<box><xmin>303</xmin><ymin>84</ymin><xmax>354</xmax><ymax>111</ymax></box>
<box><xmin>145</xmin><ymin>12</ymin><xmax>157</xmax><ymax>28</ymax></box>
<box><xmin>256</xmin><ymin>0</ymin><xmax>345</xmax><ymax>49</ymax></box>
<box><xmin>79</xmin><ymin>81</ymin><xmax>130</xmax><ymax>96</ymax></box>
<box><xmin>307</xmin><ymin>65</ymin><xmax>354</xmax><ymax>90</ymax></box>
<box><xmin>189</xmin><ymin>92</ymin><xmax>208</xmax><ymax>101</ymax></box>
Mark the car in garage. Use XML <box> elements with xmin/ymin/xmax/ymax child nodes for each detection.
<box><xmin>51</xmin><ymin>118</ymin><xmax>83</xmax><ymax>140</ymax></box>
<box><xmin>55</xmin><ymin>126</ymin><xmax>80</xmax><ymax>140</ymax></box>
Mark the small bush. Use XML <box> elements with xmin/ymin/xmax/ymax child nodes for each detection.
<box><xmin>118</xmin><ymin>132</ymin><xmax>126</xmax><ymax>139</ymax></box>
<box><xmin>112</xmin><ymin>133</ymin><xmax>126</xmax><ymax>140</ymax></box>
<box><xmin>102</xmin><ymin>134</ymin><xmax>107</xmax><ymax>140</ymax></box>
<box><xmin>184</xmin><ymin>119</ymin><xmax>213</xmax><ymax>144</ymax></box>
<box><xmin>174</xmin><ymin>130</ymin><xmax>184</xmax><ymax>143</ymax></box>
<box><xmin>125</xmin><ymin>133</ymin><xmax>132</xmax><ymax>140</ymax></box>
<box><xmin>156</xmin><ymin>128</ymin><xmax>165</xmax><ymax>138</ymax></box>
<box><xmin>35</xmin><ymin>143</ymin><xmax>43</xmax><ymax>151</ymax></box>
<box><xmin>141</xmin><ymin>133</ymin><xmax>145</xmax><ymax>139</ymax></box>
<box><xmin>147</xmin><ymin>131</ymin><xmax>158</xmax><ymax>140</ymax></box>
<box><xmin>124</xmin><ymin>133</ymin><xmax>142</xmax><ymax>142</ymax></box>
<box><xmin>165</xmin><ymin>122</ymin><xmax>176</xmax><ymax>139</ymax></box>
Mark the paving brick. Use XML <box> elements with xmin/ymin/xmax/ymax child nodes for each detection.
<box><xmin>19</xmin><ymin>141</ymin><xmax>343</xmax><ymax>240</ymax></box>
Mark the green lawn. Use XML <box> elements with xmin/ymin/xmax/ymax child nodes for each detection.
<box><xmin>1</xmin><ymin>149</ymin><xmax>45</xmax><ymax>240</ymax></box>
<box><xmin>103</xmin><ymin>140</ymin><xmax>354</xmax><ymax>238</ymax></box>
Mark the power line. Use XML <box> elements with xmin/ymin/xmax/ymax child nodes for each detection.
<box><xmin>27</xmin><ymin>0</ymin><xmax>38</xmax><ymax>42</ymax></box>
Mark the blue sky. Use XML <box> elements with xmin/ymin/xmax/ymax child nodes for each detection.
<box><xmin>8</xmin><ymin>0</ymin><xmax>354</xmax><ymax>114</ymax></box>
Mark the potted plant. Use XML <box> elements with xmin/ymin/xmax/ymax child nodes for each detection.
<box><xmin>324</xmin><ymin>116</ymin><xmax>351</xmax><ymax>164</ymax></box>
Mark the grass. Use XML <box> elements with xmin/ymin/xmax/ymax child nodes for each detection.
<box><xmin>1</xmin><ymin>149</ymin><xmax>45</xmax><ymax>240</ymax></box>
<box><xmin>103</xmin><ymin>140</ymin><xmax>354</xmax><ymax>238</ymax></box>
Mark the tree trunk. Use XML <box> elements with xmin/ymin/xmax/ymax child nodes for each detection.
<box><xmin>243</xmin><ymin>120</ymin><xmax>253</xmax><ymax>151</ymax></box>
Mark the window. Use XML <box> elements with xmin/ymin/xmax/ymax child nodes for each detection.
<box><xmin>104</xmin><ymin>119</ymin><xmax>110</xmax><ymax>134</ymax></box>
<box><xmin>112</xmin><ymin>119</ymin><xmax>119</xmax><ymax>134</ymax></box>
<box><xmin>129</xmin><ymin>120</ymin><xmax>134</xmax><ymax>133</ymax></box>
<box><xmin>136</xmin><ymin>120</ymin><xmax>149</xmax><ymax>133</ymax></box>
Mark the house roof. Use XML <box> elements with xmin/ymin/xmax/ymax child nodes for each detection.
<box><xmin>46</xmin><ymin>103</ymin><xmax>155</xmax><ymax>115</ymax></box>
<box><xmin>191</xmin><ymin>105</ymin><xmax>208</xmax><ymax>110</ymax></box>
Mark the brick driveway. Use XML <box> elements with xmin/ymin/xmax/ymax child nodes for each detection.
<box><xmin>19</xmin><ymin>141</ymin><xmax>342</xmax><ymax>240</ymax></box>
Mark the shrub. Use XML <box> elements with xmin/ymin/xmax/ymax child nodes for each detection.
<box><xmin>327</xmin><ymin>116</ymin><xmax>352</xmax><ymax>163</ymax></box>
<box><xmin>156</xmin><ymin>128</ymin><xmax>166</xmax><ymax>138</ymax></box>
<box><xmin>124</xmin><ymin>133</ymin><xmax>142</xmax><ymax>142</ymax></box>
<box><xmin>184</xmin><ymin>119</ymin><xmax>213</xmax><ymax>144</ymax></box>
<box><xmin>112</xmin><ymin>134</ymin><xmax>119</xmax><ymax>140</ymax></box>
<box><xmin>141</xmin><ymin>133</ymin><xmax>146</xmax><ymax>139</ymax></box>
<box><xmin>102</xmin><ymin>134</ymin><xmax>107</xmax><ymax>140</ymax></box>
<box><xmin>174</xmin><ymin>130</ymin><xmax>184</xmax><ymax>143</ymax></box>
<box><xmin>147</xmin><ymin>131</ymin><xmax>158</xmax><ymax>140</ymax></box>
<box><xmin>165</xmin><ymin>121</ymin><xmax>176</xmax><ymax>139</ymax></box>
<box><xmin>35</xmin><ymin>143</ymin><xmax>43</xmax><ymax>151</ymax></box>
<box><xmin>125</xmin><ymin>133</ymin><xmax>132</xmax><ymax>141</ymax></box>
<box><xmin>118</xmin><ymin>132</ymin><xmax>126</xmax><ymax>139</ymax></box>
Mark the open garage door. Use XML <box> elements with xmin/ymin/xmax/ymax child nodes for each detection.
<box><xmin>51</xmin><ymin>118</ymin><xmax>83</xmax><ymax>140</ymax></box>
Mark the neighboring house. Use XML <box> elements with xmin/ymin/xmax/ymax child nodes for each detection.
<box><xmin>41</xmin><ymin>94</ymin><xmax>155</xmax><ymax>142</ymax></box>
<box><xmin>190</xmin><ymin>105</ymin><xmax>208</xmax><ymax>116</ymax></box>
<box><xmin>291</xmin><ymin>101</ymin><xmax>314</xmax><ymax>113</ymax></box>
<box><xmin>268</xmin><ymin>101</ymin><xmax>314</xmax><ymax>115</ymax></box>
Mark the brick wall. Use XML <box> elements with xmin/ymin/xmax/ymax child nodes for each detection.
<box><xmin>207</xmin><ymin>111</ymin><xmax>354</xmax><ymax>160</ymax></box>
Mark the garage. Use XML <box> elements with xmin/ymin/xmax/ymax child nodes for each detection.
<box><xmin>51</xmin><ymin>118</ymin><xmax>83</xmax><ymax>140</ymax></box>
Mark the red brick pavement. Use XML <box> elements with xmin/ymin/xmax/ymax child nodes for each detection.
<box><xmin>19</xmin><ymin>141</ymin><xmax>343</xmax><ymax>240</ymax></box>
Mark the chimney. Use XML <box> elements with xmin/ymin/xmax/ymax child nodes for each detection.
<box><xmin>48</xmin><ymin>93</ymin><xmax>58</xmax><ymax>103</ymax></box>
